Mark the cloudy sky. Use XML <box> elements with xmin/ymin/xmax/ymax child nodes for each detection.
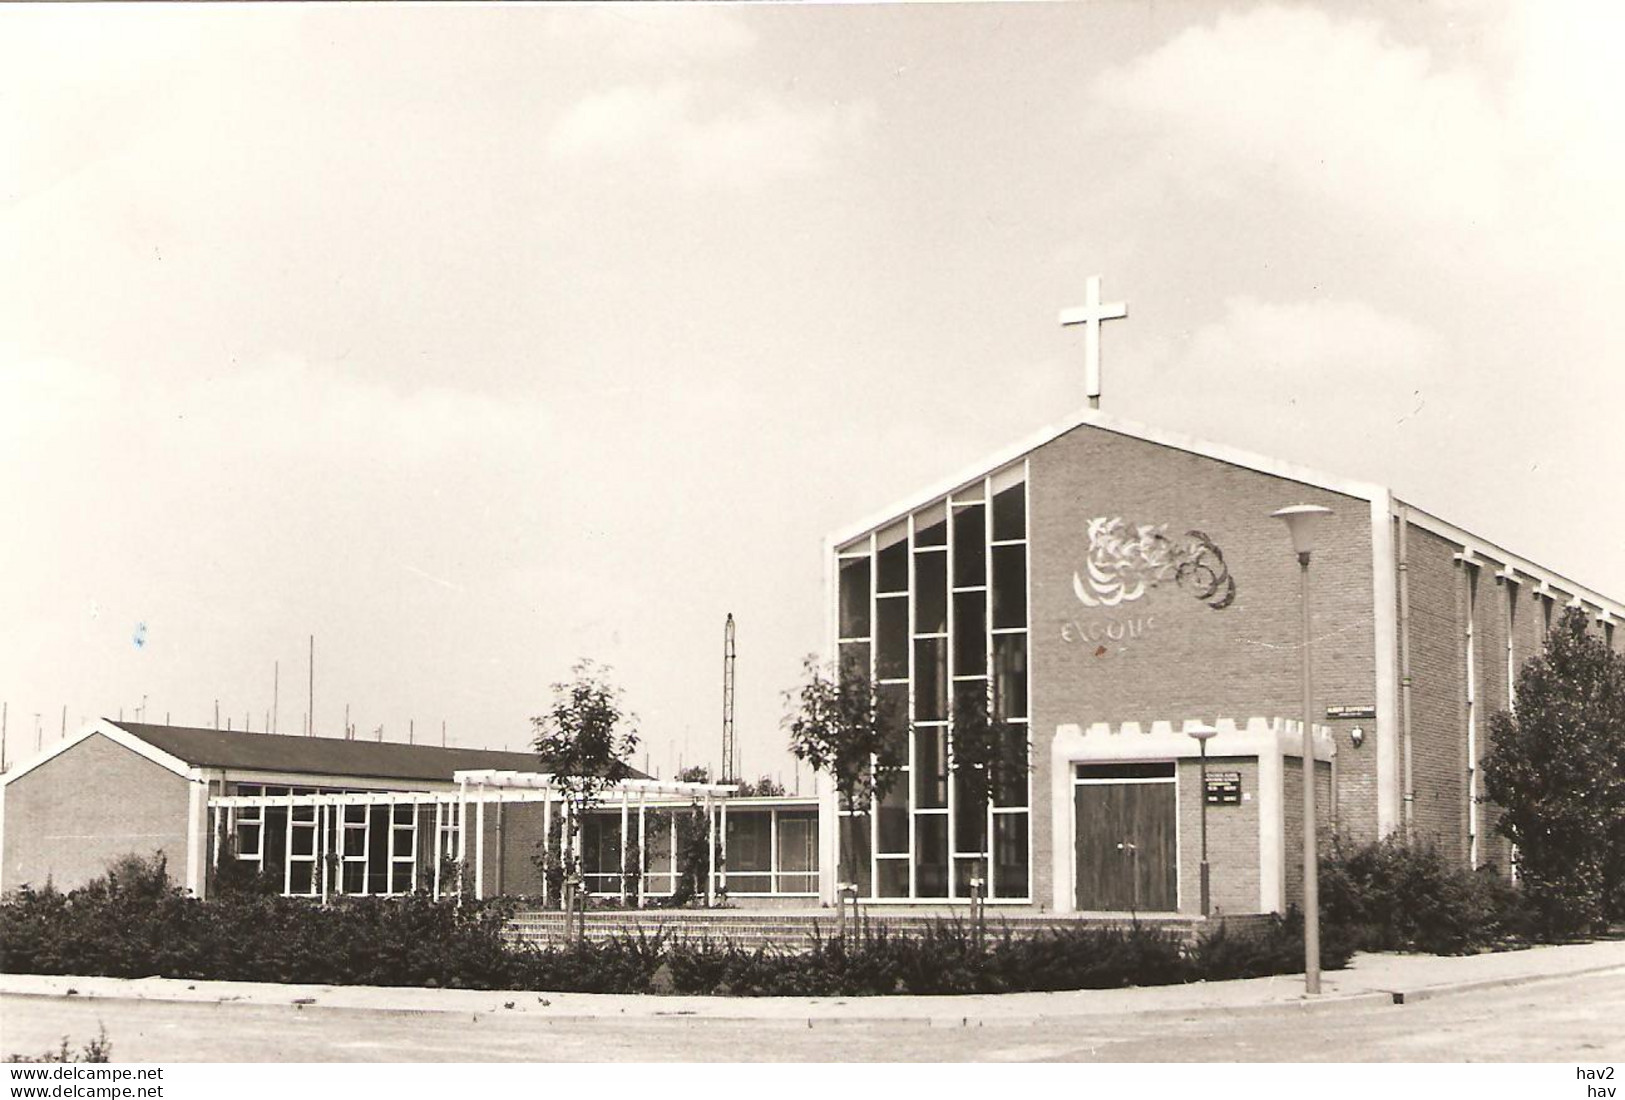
<box><xmin>2</xmin><ymin>2</ymin><xmax>1621</xmax><ymax>782</ymax></box>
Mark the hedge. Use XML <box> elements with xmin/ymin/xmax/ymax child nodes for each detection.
<box><xmin>0</xmin><ymin>855</ymin><xmax>1349</xmax><ymax>995</ymax></box>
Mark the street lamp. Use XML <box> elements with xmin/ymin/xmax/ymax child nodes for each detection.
<box><xmin>1271</xmin><ymin>503</ymin><xmax>1334</xmax><ymax>996</ymax></box>
<box><xmin>1186</xmin><ymin>722</ymin><xmax>1218</xmax><ymax>917</ymax></box>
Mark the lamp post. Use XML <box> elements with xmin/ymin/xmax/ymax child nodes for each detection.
<box><xmin>1186</xmin><ymin>722</ymin><xmax>1218</xmax><ymax>917</ymax></box>
<box><xmin>1271</xmin><ymin>503</ymin><xmax>1334</xmax><ymax>996</ymax></box>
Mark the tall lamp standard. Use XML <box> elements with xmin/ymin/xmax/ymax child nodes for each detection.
<box><xmin>1186</xmin><ymin>723</ymin><xmax>1218</xmax><ymax>917</ymax></box>
<box><xmin>1271</xmin><ymin>503</ymin><xmax>1334</xmax><ymax>996</ymax></box>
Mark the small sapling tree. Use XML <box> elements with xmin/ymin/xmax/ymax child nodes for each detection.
<box><xmin>783</xmin><ymin>654</ymin><xmax>906</xmax><ymax>935</ymax></box>
<box><xmin>1482</xmin><ymin>607</ymin><xmax>1625</xmax><ymax>936</ymax></box>
<box><xmin>948</xmin><ymin>683</ymin><xmax>1032</xmax><ymax>937</ymax></box>
<box><xmin>531</xmin><ymin>660</ymin><xmax>639</xmax><ymax>938</ymax></box>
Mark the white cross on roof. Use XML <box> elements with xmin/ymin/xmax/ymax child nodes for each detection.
<box><xmin>1059</xmin><ymin>275</ymin><xmax>1128</xmax><ymax>409</ymax></box>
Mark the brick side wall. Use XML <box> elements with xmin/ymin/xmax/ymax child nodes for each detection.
<box><xmin>3</xmin><ymin>734</ymin><xmax>191</xmax><ymax>892</ymax></box>
<box><xmin>1401</xmin><ymin>525</ymin><xmax>1468</xmax><ymax>862</ymax></box>
<box><xmin>1470</xmin><ymin>566</ymin><xmax>1514</xmax><ymax>874</ymax></box>
<box><xmin>1029</xmin><ymin>424</ymin><xmax>1377</xmax><ymax>910</ymax></box>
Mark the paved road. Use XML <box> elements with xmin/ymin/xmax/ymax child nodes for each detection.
<box><xmin>5</xmin><ymin>970</ymin><xmax>1625</xmax><ymax>1062</ymax></box>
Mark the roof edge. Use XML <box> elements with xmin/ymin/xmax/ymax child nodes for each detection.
<box><xmin>1396</xmin><ymin>499</ymin><xmax>1625</xmax><ymax>618</ymax></box>
<box><xmin>828</xmin><ymin>406</ymin><xmax>1385</xmax><ymax>549</ymax></box>
<box><xmin>1</xmin><ymin>719</ymin><xmax>196</xmax><ymax>788</ymax></box>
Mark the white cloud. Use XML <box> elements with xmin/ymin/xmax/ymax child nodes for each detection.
<box><xmin>1130</xmin><ymin>295</ymin><xmax>1446</xmax><ymax>481</ymax></box>
<box><xmin>1093</xmin><ymin>7</ymin><xmax>1507</xmax><ymax>231</ymax></box>
<box><xmin>549</xmin><ymin>82</ymin><xmax>875</xmax><ymax>190</ymax></box>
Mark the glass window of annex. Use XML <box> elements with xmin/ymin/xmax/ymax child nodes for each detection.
<box><xmin>834</xmin><ymin>461</ymin><xmax>1031</xmax><ymax>901</ymax></box>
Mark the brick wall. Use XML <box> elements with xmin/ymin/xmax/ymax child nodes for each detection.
<box><xmin>2</xmin><ymin>734</ymin><xmax>191</xmax><ymax>892</ymax></box>
<box><xmin>1470</xmin><ymin>566</ymin><xmax>1514</xmax><ymax>873</ymax></box>
<box><xmin>1281</xmin><ymin>757</ymin><xmax>1333</xmax><ymax>910</ymax></box>
<box><xmin>1175</xmin><ymin>755</ymin><xmax>1259</xmax><ymax>916</ymax></box>
<box><xmin>1400</xmin><ymin>525</ymin><xmax>1468</xmax><ymax>861</ymax></box>
<box><xmin>1028</xmin><ymin>423</ymin><xmax>1377</xmax><ymax>910</ymax></box>
<box><xmin>495</xmin><ymin>802</ymin><xmax>547</xmax><ymax>896</ymax></box>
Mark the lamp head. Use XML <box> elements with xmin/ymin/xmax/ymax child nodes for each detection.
<box><xmin>1271</xmin><ymin>504</ymin><xmax>1335</xmax><ymax>558</ymax></box>
<box><xmin>1185</xmin><ymin>722</ymin><xmax>1219</xmax><ymax>744</ymax></box>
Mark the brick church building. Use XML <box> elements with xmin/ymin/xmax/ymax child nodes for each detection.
<box><xmin>821</xmin><ymin>406</ymin><xmax>1624</xmax><ymax>916</ymax></box>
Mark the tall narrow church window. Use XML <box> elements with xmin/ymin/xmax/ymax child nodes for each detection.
<box><xmin>836</xmin><ymin>461</ymin><xmax>1030</xmax><ymax>902</ymax></box>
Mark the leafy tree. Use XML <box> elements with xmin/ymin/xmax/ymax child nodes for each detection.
<box><xmin>782</xmin><ymin>654</ymin><xmax>906</xmax><ymax>931</ymax></box>
<box><xmin>1481</xmin><ymin>607</ymin><xmax>1625</xmax><ymax>936</ymax></box>
<box><xmin>736</xmin><ymin>775</ymin><xmax>787</xmax><ymax>797</ymax></box>
<box><xmin>530</xmin><ymin>660</ymin><xmax>639</xmax><ymax>933</ymax></box>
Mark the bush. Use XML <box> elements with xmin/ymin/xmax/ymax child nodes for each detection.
<box><xmin>1190</xmin><ymin>910</ymin><xmax>1353</xmax><ymax>980</ymax></box>
<box><xmin>1319</xmin><ymin>837</ymin><xmax>1535</xmax><ymax>954</ymax></box>
<box><xmin>0</xmin><ymin>857</ymin><xmax>519</xmax><ymax>988</ymax></box>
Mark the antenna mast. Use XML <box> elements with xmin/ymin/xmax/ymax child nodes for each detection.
<box><xmin>721</xmin><ymin>612</ymin><xmax>737</xmax><ymax>783</ymax></box>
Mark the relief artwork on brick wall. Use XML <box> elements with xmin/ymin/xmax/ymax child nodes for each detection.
<box><xmin>1064</xmin><ymin>516</ymin><xmax>1237</xmax><ymax>656</ymax></box>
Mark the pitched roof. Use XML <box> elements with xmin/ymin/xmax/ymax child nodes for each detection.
<box><xmin>108</xmin><ymin>721</ymin><xmax>642</xmax><ymax>785</ymax></box>
<box><xmin>827</xmin><ymin>405</ymin><xmax>1624</xmax><ymax>617</ymax></box>
<box><xmin>827</xmin><ymin>406</ymin><xmax>1383</xmax><ymax>549</ymax></box>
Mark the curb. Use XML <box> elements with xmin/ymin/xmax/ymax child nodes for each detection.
<box><xmin>4</xmin><ymin>960</ymin><xmax>1622</xmax><ymax>1028</ymax></box>
<box><xmin>1379</xmin><ymin>961</ymin><xmax>1625</xmax><ymax>1006</ymax></box>
<box><xmin>0</xmin><ymin>982</ymin><xmax>1395</xmax><ymax>1028</ymax></box>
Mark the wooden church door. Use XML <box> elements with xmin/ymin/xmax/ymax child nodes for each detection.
<box><xmin>1073</xmin><ymin>762</ymin><xmax>1178</xmax><ymax>912</ymax></box>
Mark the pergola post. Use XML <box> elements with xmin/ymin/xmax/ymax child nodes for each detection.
<box><xmin>769</xmin><ymin>808</ymin><xmax>779</xmax><ymax>896</ymax></box>
<box><xmin>433</xmin><ymin>799</ymin><xmax>445</xmax><ymax>900</ymax></box>
<box><xmin>720</xmin><ymin>801</ymin><xmax>729</xmax><ymax>897</ymax></box>
<box><xmin>637</xmin><ymin>792</ymin><xmax>647</xmax><ymax>909</ymax></box>
<box><xmin>456</xmin><ymin>779</ymin><xmax>468</xmax><ymax>899</ymax></box>
<box><xmin>706</xmin><ymin>794</ymin><xmax>716</xmax><ymax>907</ymax></box>
<box><xmin>493</xmin><ymin>801</ymin><xmax>504</xmax><ymax>898</ymax></box>
<box><xmin>283</xmin><ymin>790</ymin><xmax>295</xmax><ymax>897</ymax></box>
<box><xmin>541</xmin><ymin>788</ymin><xmax>552</xmax><ymax>908</ymax></box>
<box><xmin>362</xmin><ymin>798</ymin><xmax>373</xmax><ymax>896</ymax></box>
<box><xmin>474</xmin><ymin>787</ymin><xmax>487</xmax><ymax>900</ymax></box>
<box><xmin>619</xmin><ymin>791</ymin><xmax>630</xmax><ymax>906</ymax></box>
<box><xmin>318</xmin><ymin>802</ymin><xmax>329</xmax><ymax>904</ymax></box>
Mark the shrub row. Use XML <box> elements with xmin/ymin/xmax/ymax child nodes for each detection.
<box><xmin>0</xmin><ymin>855</ymin><xmax>1351</xmax><ymax>995</ymax></box>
